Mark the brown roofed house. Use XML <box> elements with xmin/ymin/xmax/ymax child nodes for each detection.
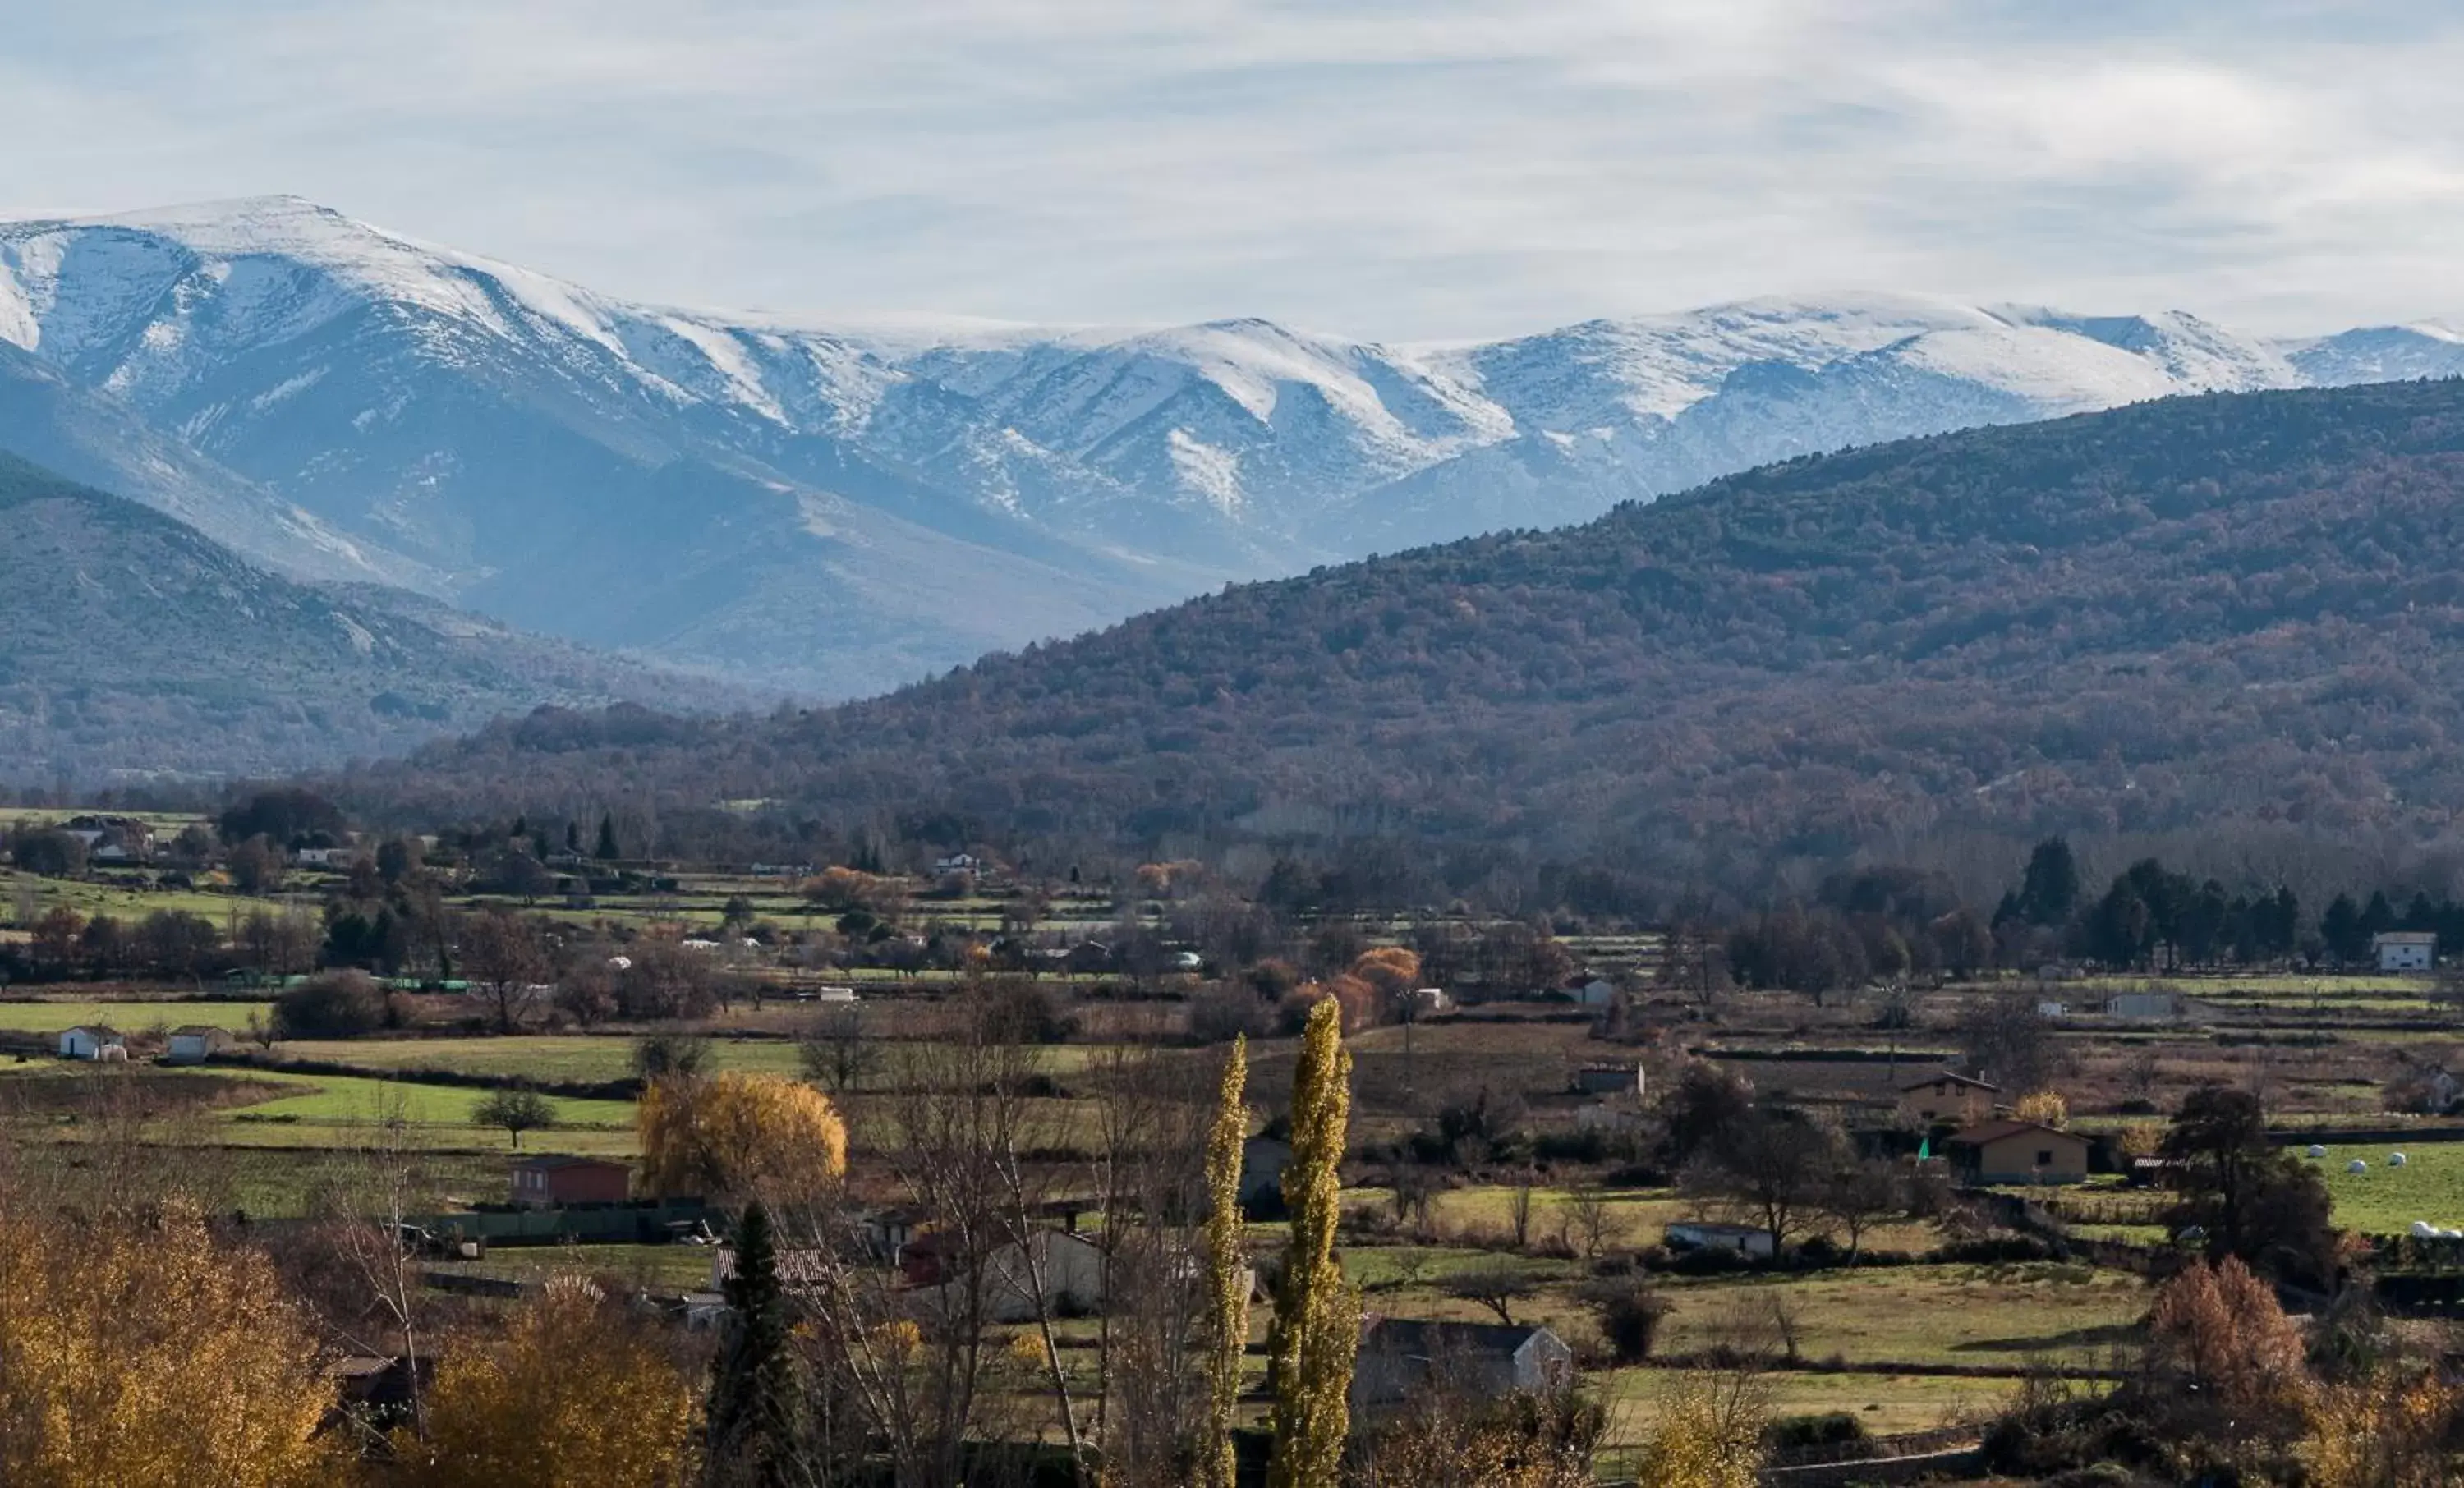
<box><xmin>1945</xmin><ymin>1119</ymin><xmax>2089</xmax><ymax>1186</ymax></box>
<box><xmin>1897</xmin><ymin>1071</ymin><xmax>1999</xmax><ymax>1127</ymax></box>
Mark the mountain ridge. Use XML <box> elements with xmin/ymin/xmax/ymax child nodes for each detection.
<box><xmin>338</xmin><ymin>379</ymin><xmax>2464</xmax><ymax>907</ymax></box>
<box><xmin>11</xmin><ymin>195</ymin><xmax>2464</xmax><ymax>696</ymax></box>
<box><xmin>0</xmin><ymin>450</ymin><xmax>748</xmax><ymax>784</ymax></box>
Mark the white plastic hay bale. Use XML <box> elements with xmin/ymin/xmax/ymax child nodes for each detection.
<box><xmin>2413</xmin><ymin>1220</ymin><xmax>2438</xmax><ymax>1238</ymax></box>
<box><xmin>2307</xmin><ymin>1145</ymin><xmax>2328</xmax><ymax>1159</ymax></box>
<box><xmin>2349</xmin><ymin>1159</ymin><xmax>2370</xmax><ymax>1173</ymax></box>
<box><xmin>2391</xmin><ymin>1152</ymin><xmax>2409</xmax><ymax>1168</ymax></box>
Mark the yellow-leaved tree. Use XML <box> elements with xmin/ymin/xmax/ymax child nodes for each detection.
<box><xmin>2305</xmin><ymin>1370</ymin><xmax>2462</xmax><ymax>1488</ymax></box>
<box><xmin>638</xmin><ymin>1070</ymin><xmax>848</xmax><ymax>1205</ymax></box>
<box><xmin>2012</xmin><ymin>1090</ymin><xmax>2070</xmax><ymax>1128</ymax></box>
<box><xmin>1633</xmin><ymin>1371</ymin><xmax>1766</xmax><ymax>1488</ymax></box>
<box><xmin>0</xmin><ymin>1200</ymin><xmax>341</xmax><ymax>1488</ymax></box>
<box><xmin>1267</xmin><ymin>997</ymin><xmax>1358</xmax><ymax>1488</ymax></box>
<box><xmin>1199</xmin><ymin>1035</ymin><xmax>1252</xmax><ymax>1488</ymax></box>
<box><xmin>402</xmin><ymin>1277</ymin><xmax>698</xmax><ymax>1488</ymax></box>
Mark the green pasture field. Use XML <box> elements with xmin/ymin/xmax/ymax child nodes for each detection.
<box><xmin>1597</xmin><ymin>1367</ymin><xmax>2023</xmax><ymax>1444</ymax></box>
<box><xmin>2311</xmin><ymin>1142</ymin><xmax>2464</xmax><ymax>1233</ymax></box>
<box><xmin>430</xmin><ymin>1242</ymin><xmax>716</xmax><ymax>1293</ymax></box>
<box><xmin>276</xmin><ymin>1035</ymin><xmax>805</xmax><ymax>1084</ymax></box>
<box><xmin>0</xmin><ymin>999</ymin><xmax>273</xmax><ymax>1032</ymax></box>
<box><xmin>270</xmin><ymin>1034</ymin><xmax>1126</xmax><ymax>1090</ymax></box>
<box><xmin>0</xmin><ymin>1063</ymin><xmax>638</xmax><ymax>1153</ymax></box>
<box><xmin>0</xmin><ymin>869</ymin><xmax>262</xmax><ymax>928</ymax></box>
<box><xmin>1354</xmin><ymin>1247</ymin><xmax>2145</xmax><ymax>1375</ymax></box>
<box><xmin>224</xmin><ymin>1067</ymin><xmax>637</xmax><ymax>1130</ymax></box>
<box><xmin>1</xmin><ymin>808</ymin><xmax>207</xmax><ymax>834</ymax></box>
<box><xmin>1648</xmin><ymin>1262</ymin><xmax>2147</xmax><ymax>1371</ymax></box>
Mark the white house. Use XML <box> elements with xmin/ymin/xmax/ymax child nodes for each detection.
<box><xmin>2376</xmin><ymin>931</ymin><xmax>2438</xmax><ymax>973</ymax></box>
<box><xmin>933</xmin><ymin>852</ymin><xmax>983</xmax><ymax>877</ymax></box>
<box><xmin>57</xmin><ymin>1026</ymin><xmax>122</xmax><ymax>1060</ymax></box>
<box><xmin>1665</xmin><ymin>1221</ymin><xmax>1776</xmax><ymax>1259</ymax></box>
<box><xmin>2103</xmin><ymin>990</ymin><xmax>2180</xmax><ymax>1022</ymax></box>
<box><xmin>1352</xmin><ymin>1320</ymin><xmax>1574</xmax><ymax>1416</ymax></box>
<box><xmin>908</xmin><ymin>1230</ymin><xmax>1109</xmax><ymax>1324</ymax></box>
<box><xmin>164</xmin><ymin>1026</ymin><xmax>232</xmax><ymax>1064</ymax></box>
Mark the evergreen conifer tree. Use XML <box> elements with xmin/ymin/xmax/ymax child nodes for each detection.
<box><xmin>706</xmin><ymin>1201</ymin><xmax>797</xmax><ymax>1485</ymax></box>
<box><xmin>595</xmin><ymin>813</ymin><xmax>621</xmax><ymax>861</ymax></box>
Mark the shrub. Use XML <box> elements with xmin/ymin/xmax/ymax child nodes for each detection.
<box><xmin>274</xmin><ymin>971</ymin><xmax>385</xmax><ymax>1038</ymax></box>
<box><xmin>1583</xmin><ymin>1280</ymin><xmax>1671</xmax><ymax>1364</ymax></box>
<box><xmin>1187</xmin><ymin>985</ymin><xmax>1273</xmax><ymax>1044</ymax></box>
<box><xmin>1763</xmin><ymin>1412</ymin><xmax>1870</xmax><ymax>1458</ymax></box>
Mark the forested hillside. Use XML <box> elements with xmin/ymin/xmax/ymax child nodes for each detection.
<box><xmin>346</xmin><ymin>379</ymin><xmax>2464</xmax><ymax>905</ymax></box>
<box><xmin>0</xmin><ymin>455</ymin><xmax>743</xmax><ymax>782</ymax></box>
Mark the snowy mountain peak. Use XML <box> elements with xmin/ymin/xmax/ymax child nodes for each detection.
<box><xmin>0</xmin><ymin>195</ymin><xmax>2448</xmax><ymax>697</ymax></box>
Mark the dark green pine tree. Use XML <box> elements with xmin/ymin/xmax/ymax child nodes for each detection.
<box><xmin>595</xmin><ymin>813</ymin><xmax>621</xmax><ymax>861</ymax></box>
<box><xmin>707</xmin><ymin>1201</ymin><xmax>798</xmax><ymax>1485</ymax></box>
<box><xmin>565</xmin><ymin>820</ymin><xmax>582</xmax><ymax>854</ymax></box>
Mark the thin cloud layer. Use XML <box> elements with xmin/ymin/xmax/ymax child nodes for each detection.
<box><xmin>5</xmin><ymin>1</ymin><xmax>2461</xmax><ymax>338</ymax></box>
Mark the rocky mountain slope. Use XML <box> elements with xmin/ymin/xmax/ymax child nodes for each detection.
<box><xmin>344</xmin><ymin>379</ymin><xmax>2464</xmax><ymax>902</ymax></box>
<box><xmin>0</xmin><ymin>452</ymin><xmax>742</xmax><ymax>784</ymax></box>
<box><xmin>9</xmin><ymin>196</ymin><xmax>2462</xmax><ymax>694</ymax></box>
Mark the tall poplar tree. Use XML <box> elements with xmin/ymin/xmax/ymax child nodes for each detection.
<box><xmin>1200</xmin><ymin>1036</ymin><xmax>1252</xmax><ymax>1488</ymax></box>
<box><xmin>1267</xmin><ymin>1000</ymin><xmax>1357</xmax><ymax>1488</ymax></box>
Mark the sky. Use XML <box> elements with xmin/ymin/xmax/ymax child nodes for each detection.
<box><xmin>6</xmin><ymin>1</ymin><xmax>2463</xmax><ymax>340</ymax></box>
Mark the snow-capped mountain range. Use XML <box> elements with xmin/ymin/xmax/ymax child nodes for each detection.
<box><xmin>3</xmin><ymin>195</ymin><xmax>2460</xmax><ymax>696</ymax></box>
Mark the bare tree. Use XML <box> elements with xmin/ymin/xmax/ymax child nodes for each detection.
<box><xmin>783</xmin><ymin>978</ymin><xmax>1073</xmax><ymax>1487</ymax></box>
<box><xmin>460</xmin><ymin>910</ymin><xmax>549</xmax><ymax>1033</ymax></box>
<box><xmin>1557</xmin><ymin>1183</ymin><xmax>1616</xmax><ymax>1260</ymax></box>
<box><xmin>798</xmin><ymin>1006</ymin><xmax>877</xmax><ymax>1094</ymax></box>
<box><xmin>1443</xmin><ymin>1266</ymin><xmax>1538</xmax><ymax>1326</ymax></box>
<box><xmin>1818</xmin><ymin>1158</ymin><xmax>1903</xmax><ymax>1260</ymax></box>
<box><xmin>1509</xmin><ymin>1165</ymin><xmax>1538</xmax><ymax>1251</ymax></box>
<box><xmin>1956</xmin><ymin>989</ymin><xmax>2062</xmax><ymax>1092</ymax></box>
<box><xmin>1685</xmin><ymin>1112</ymin><xmax>1840</xmax><ymax>1254</ymax></box>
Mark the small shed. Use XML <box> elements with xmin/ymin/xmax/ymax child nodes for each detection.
<box><xmin>1945</xmin><ymin>1119</ymin><xmax>2090</xmax><ymax>1186</ymax></box>
<box><xmin>57</xmin><ymin>1026</ymin><xmax>122</xmax><ymax>1061</ymax></box>
<box><xmin>2376</xmin><ymin>931</ymin><xmax>2438</xmax><ymax>973</ymax></box>
<box><xmin>1569</xmin><ymin>976</ymin><xmax>1619</xmax><ymax>1008</ymax></box>
<box><xmin>1573</xmin><ymin>1063</ymin><xmax>1644</xmax><ymax>1098</ymax></box>
<box><xmin>164</xmin><ymin>1026</ymin><xmax>233</xmax><ymax>1064</ymax></box>
<box><xmin>510</xmin><ymin>1155</ymin><xmax>632</xmax><ymax>1207</ymax></box>
<box><xmin>2104</xmin><ymin>991</ymin><xmax>2179</xmax><ymax>1022</ymax></box>
<box><xmin>1665</xmin><ymin>1220</ymin><xmax>1777</xmax><ymax>1259</ymax></box>
<box><xmin>1352</xmin><ymin>1320</ymin><xmax>1574</xmax><ymax>1414</ymax></box>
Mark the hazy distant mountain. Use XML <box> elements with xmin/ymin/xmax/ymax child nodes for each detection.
<box><xmin>1</xmin><ymin>196</ymin><xmax>2454</xmax><ymax>693</ymax></box>
<box><xmin>0</xmin><ymin>338</ymin><xmax>434</xmax><ymax>590</ymax></box>
<box><xmin>0</xmin><ymin>452</ymin><xmax>742</xmax><ymax>783</ymax></box>
<box><xmin>350</xmin><ymin>379</ymin><xmax>2464</xmax><ymax>902</ymax></box>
